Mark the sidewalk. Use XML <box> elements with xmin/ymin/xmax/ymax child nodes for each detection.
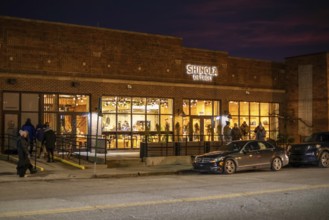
<box><xmin>0</xmin><ymin>156</ymin><xmax>195</xmax><ymax>183</ymax></box>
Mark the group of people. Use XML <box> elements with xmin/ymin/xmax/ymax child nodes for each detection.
<box><xmin>17</xmin><ymin>118</ymin><xmax>56</xmax><ymax>177</ymax></box>
<box><xmin>223</xmin><ymin>121</ymin><xmax>266</xmax><ymax>143</ymax></box>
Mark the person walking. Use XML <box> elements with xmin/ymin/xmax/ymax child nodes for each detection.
<box><xmin>35</xmin><ymin>123</ymin><xmax>45</xmax><ymax>158</ymax></box>
<box><xmin>16</xmin><ymin>130</ymin><xmax>37</xmax><ymax>177</ymax></box>
<box><xmin>231</xmin><ymin>123</ymin><xmax>242</xmax><ymax>141</ymax></box>
<box><xmin>43</xmin><ymin>126</ymin><xmax>56</xmax><ymax>162</ymax></box>
<box><xmin>254</xmin><ymin>123</ymin><xmax>266</xmax><ymax>141</ymax></box>
<box><xmin>21</xmin><ymin>118</ymin><xmax>36</xmax><ymax>155</ymax></box>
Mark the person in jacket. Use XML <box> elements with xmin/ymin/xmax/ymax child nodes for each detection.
<box><xmin>254</xmin><ymin>123</ymin><xmax>266</xmax><ymax>141</ymax></box>
<box><xmin>21</xmin><ymin>118</ymin><xmax>36</xmax><ymax>155</ymax></box>
<box><xmin>17</xmin><ymin>130</ymin><xmax>37</xmax><ymax>177</ymax></box>
<box><xmin>231</xmin><ymin>123</ymin><xmax>242</xmax><ymax>141</ymax></box>
<box><xmin>42</xmin><ymin>126</ymin><xmax>56</xmax><ymax>162</ymax></box>
<box><xmin>223</xmin><ymin>121</ymin><xmax>232</xmax><ymax>143</ymax></box>
<box><xmin>240</xmin><ymin>121</ymin><xmax>250</xmax><ymax>140</ymax></box>
<box><xmin>35</xmin><ymin>123</ymin><xmax>45</xmax><ymax>158</ymax></box>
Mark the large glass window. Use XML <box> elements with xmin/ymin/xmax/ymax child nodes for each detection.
<box><xmin>181</xmin><ymin>99</ymin><xmax>221</xmax><ymax>142</ymax></box>
<box><xmin>101</xmin><ymin>96</ymin><xmax>174</xmax><ymax>149</ymax></box>
<box><xmin>3</xmin><ymin>92</ymin><xmax>19</xmax><ymax>111</ymax></box>
<box><xmin>229</xmin><ymin>101</ymin><xmax>279</xmax><ymax>140</ymax></box>
<box><xmin>59</xmin><ymin>95</ymin><xmax>89</xmax><ymax>112</ymax></box>
<box><xmin>22</xmin><ymin>94</ymin><xmax>39</xmax><ymax>111</ymax></box>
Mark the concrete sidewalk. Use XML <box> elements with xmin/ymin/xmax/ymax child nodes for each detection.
<box><xmin>0</xmin><ymin>156</ymin><xmax>195</xmax><ymax>183</ymax></box>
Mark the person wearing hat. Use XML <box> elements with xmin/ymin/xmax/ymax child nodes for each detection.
<box><xmin>16</xmin><ymin>130</ymin><xmax>37</xmax><ymax>177</ymax></box>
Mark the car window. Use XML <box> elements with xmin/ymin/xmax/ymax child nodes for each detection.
<box><xmin>265</xmin><ymin>142</ymin><xmax>275</xmax><ymax>149</ymax></box>
<box><xmin>320</xmin><ymin>134</ymin><xmax>329</xmax><ymax>142</ymax></box>
<box><xmin>246</xmin><ymin>142</ymin><xmax>260</xmax><ymax>151</ymax></box>
<box><xmin>258</xmin><ymin>142</ymin><xmax>267</xmax><ymax>150</ymax></box>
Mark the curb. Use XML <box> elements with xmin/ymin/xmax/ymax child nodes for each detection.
<box><xmin>54</xmin><ymin>156</ymin><xmax>85</xmax><ymax>170</ymax></box>
<box><xmin>0</xmin><ymin>154</ymin><xmax>45</xmax><ymax>172</ymax></box>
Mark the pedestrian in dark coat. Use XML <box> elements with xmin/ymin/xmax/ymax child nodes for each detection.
<box><xmin>17</xmin><ymin>130</ymin><xmax>37</xmax><ymax>177</ymax></box>
<box><xmin>21</xmin><ymin>118</ymin><xmax>36</xmax><ymax>155</ymax></box>
<box><xmin>43</xmin><ymin>127</ymin><xmax>56</xmax><ymax>162</ymax></box>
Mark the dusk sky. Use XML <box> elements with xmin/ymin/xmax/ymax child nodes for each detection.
<box><xmin>1</xmin><ymin>0</ymin><xmax>328</xmax><ymax>61</ymax></box>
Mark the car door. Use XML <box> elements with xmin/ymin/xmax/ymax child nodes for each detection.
<box><xmin>257</xmin><ymin>141</ymin><xmax>275</xmax><ymax>168</ymax></box>
<box><xmin>237</xmin><ymin>141</ymin><xmax>261</xmax><ymax>170</ymax></box>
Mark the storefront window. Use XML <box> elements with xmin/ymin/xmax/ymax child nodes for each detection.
<box><xmin>229</xmin><ymin>101</ymin><xmax>280</xmax><ymax>140</ymax></box>
<box><xmin>102</xmin><ymin>97</ymin><xmax>116</xmax><ymax>113</ymax></box>
<box><xmin>250</xmin><ymin>102</ymin><xmax>259</xmax><ymax>116</ymax></box>
<box><xmin>22</xmin><ymin>93</ymin><xmax>39</xmax><ymax>111</ymax></box>
<box><xmin>182</xmin><ymin>100</ymin><xmax>190</xmax><ymax>115</ymax></box>
<box><xmin>132</xmin><ymin>97</ymin><xmax>146</xmax><ymax>113</ymax></box>
<box><xmin>43</xmin><ymin>113</ymin><xmax>57</xmax><ymax>131</ymax></box>
<box><xmin>181</xmin><ymin>99</ymin><xmax>221</xmax><ymax>142</ymax></box>
<box><xmin>101</xmin><ymin>96</ymin><xmax>174</xmax><ymax>149</ymax></box>
<box><xmin>3</xmin><ymin>92</ymin><xmax>19</xmax><ymax>111</ymax></box>
<box><xmin>59</xmin><ymin>95</ymin><xmax>89</xmax><ymax>112</ymax></box>
<box><xmin>44</xmin><ymin>94</ymin><xmax>58</xmax><ymax>112</ymax></box>
<box><xmin>117</xmin><ymin>97</ymin><xmax>131</xmax><ymax>113</ymax></box>
<box><xmin>190</xmin><ymin>99</ymin><xmax>214</xmax><ymax>116</ymax></box>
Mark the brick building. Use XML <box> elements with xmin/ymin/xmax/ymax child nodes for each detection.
<box><xmin>0</xmin><ymin>16</ymin><xmax>328</xmax><ymax>152</ymax></box>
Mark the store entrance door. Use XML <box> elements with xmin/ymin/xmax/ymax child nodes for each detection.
<box><xmin>191</xmin><ymin>117</ymin><xmax>213</xmax><ymax>142</ymax></box>
<box><xmin>59</xmin><ymin>113</ymin><xmax>89</xmax><ymax>149</ymax></box>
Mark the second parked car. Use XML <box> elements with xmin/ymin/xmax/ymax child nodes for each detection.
<box><xmin>288</xmin><ymin>132</ymin><xmax>329</xmax><ymax>168</ymax></box>
<box><xmin>193</xmin><ymin>140</ymin><xmax>289</xmax><ymax>174</ymax></box>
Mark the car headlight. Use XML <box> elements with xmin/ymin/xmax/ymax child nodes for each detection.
<box><xmin>210</xmin><ymin>157</ymin><xmax>224</xmax><ymax>163</ymax></box>
<box><xmin>306</xmin><ymin>145</ymin><xmax>316</xmax><ymax>150</ymax></box>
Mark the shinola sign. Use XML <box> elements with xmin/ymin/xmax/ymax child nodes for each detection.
<box><xmin>186</xmin><ymin>64</ymin><xmax>218</xmax><ymax>82</ymax></box>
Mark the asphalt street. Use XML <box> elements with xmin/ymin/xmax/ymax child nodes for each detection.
<box><xmin>0</xmin><ymin>165</ymin><xmax>328</xmax><ymax>220</ymax></box>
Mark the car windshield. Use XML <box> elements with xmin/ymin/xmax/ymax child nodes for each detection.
<box><xmin>304</xmin><ymin>133</ymin><xmax>329</xmax><ymax>142</ymax></box>
<box><xmin>221</xmin><ymin>141</ymin><xmax>246</xmax><ymax>152</ymax></box>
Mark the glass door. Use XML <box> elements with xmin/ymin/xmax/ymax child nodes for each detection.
<box><xmin>191</xmin><ymin>117</ymin><xmax>213</xmax><ymax>141</ymax></box>
<box><xmin>59</xmin><ymin>114</ymin><xmax>89</xmax><ymax>149</ymax></box>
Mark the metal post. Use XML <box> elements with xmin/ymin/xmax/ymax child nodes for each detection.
<box><xmin>94</xmin><ymin>97</ymin><xmax>102</xmax><ymax>176</ymax></box>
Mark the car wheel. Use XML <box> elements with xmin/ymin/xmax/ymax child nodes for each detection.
<box><xmin>224</xmin><ymin>159</ymin><xmax>236</xmax><ymax>174</ymax></box>
<box><xmin>271</xmin><ymin>157</ymin><xmax>282</xmax><ymax>171</ymax></box>
<box><xmin>319</xmin><ymin>151</ymin><xmax>329</xmax><ymax>168</ymax></box>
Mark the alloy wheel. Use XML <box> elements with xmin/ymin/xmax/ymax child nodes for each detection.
<box><xmin>319</xmin><ymin>151</ymin><xmax>329</xmax><ymax>168</ymax></box>
<box><xmin>224</xmin><ymin>159</ymin><xmax>236</xmax><ymax>174</ymax></box>
<box><xmin>271</xmin><ymin>157</ymin><xmax>282</xmax><ymax>171</ymax></box>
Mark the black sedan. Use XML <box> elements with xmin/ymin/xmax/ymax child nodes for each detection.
<box><xmin>288</xmin><ymin>132</ymin><xmax>329</xmax><ymax>168</ymax></box>
<box><xmin>192</xmin><ymin>140</ymin><xmax>289</xmax><ymax>174</ymax></box>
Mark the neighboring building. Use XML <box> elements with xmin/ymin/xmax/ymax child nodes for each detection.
<box><xmin>0</xmin><ymin>16</ymin><xmax>327</xmax><ymax>152</ymax></box>
<box><xmin>284</xmin><ymin>53</ymin><xmax>329</xmax><ymax>142</ymax></box>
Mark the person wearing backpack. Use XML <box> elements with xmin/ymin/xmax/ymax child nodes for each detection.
<box><xmin>42</xmin><ymin>125</ymin><xmax>56</xmax><ymax>162</ymax></box>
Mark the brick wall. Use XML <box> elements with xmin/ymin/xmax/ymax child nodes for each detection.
<box><xmin>0</xmin><ymin>16</ymin><xmax>288</xmax><ymax>141</ymax></box>
<box><xmin>285</xmin><ymin>53</ymin><xmax>329</xmax><ymax>142</ymax></box>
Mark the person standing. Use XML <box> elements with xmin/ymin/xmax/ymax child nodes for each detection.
<box><xmin>231</xmin><ymin>123</ymin><xmax>242</xmax><ymax>141</ymax></box>
<box><xmin>21</xmin><ymin>118</ymin><xmax>36</xmax><ymax>155</ymax></box>
<box><xmin>16</xmin><ymin>130</ymin><xmax>37</xmax><ymax>177</ymax></box>
<box><xmin>43</xmin><ymin>126</ymin><xmax>56</xmax><ymax>162</ymax></box>
<box><xmin>254</xmin><ymin>123</ymin><xmax>266</xmax><ymax>141</ymax></box>
<box><xmin>240</xmin><ymin>121</ymin><xmax>250</xmax><ymax>140</ymax></box>
<box><xmin>223</xmin><ymin>121</ymin><xmax>232</xmax><ymax>143</ymax></box>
